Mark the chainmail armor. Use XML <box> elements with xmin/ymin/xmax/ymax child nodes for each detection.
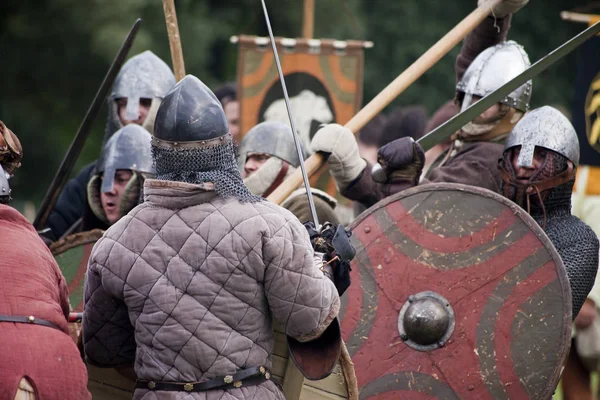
<box><xmin>501</xmin><ymin>152</ymin><xmax>599</xmax><ymax>317</ymax></box>
<box><xmin>152</xmin><ymin>138</ymin><xmax>261</xmax><ymax>203</ymax></box>
<box><xmin>533</xmin><ymin>182</ymin><xmax>598</xmax><ymax>318</ymax></box>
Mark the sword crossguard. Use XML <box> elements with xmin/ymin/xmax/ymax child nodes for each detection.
<box><xmin>68</xmin><ymin>312</ymin><xmax>83</xmax><ymax>323</ymax></box>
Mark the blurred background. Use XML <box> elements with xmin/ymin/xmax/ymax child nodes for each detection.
<box><xmin>0</xmin><ymin>0</ymin><xmax>593</xmax><ymax>215</ymax></box>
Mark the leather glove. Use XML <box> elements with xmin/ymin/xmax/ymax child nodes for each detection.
<box><xmin>478</xmin><ymin>0</ymin><xmax>529</xmax><ymax>18</ymax></box>
<box><xmin>376</xmin><ymin>137</ymin><xmax>425</xmax><ymax>182</ymax></box>
<box><xmin>304</xmin><ymin>221</ymin><xmax>355</xmax><ymax>296</ymax></box>
<box><xmin>0</xmin><ymin>121</ymin><xmax>22</xmax><ymax>175</ymax></box>
<box><xmin>310</xmin><ymin>124</ymin><xmax>367</xmax><ymax>190</ymax></box>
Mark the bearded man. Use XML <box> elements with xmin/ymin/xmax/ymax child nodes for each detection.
<box><xmin>498</xmin><ymin>106</ymin><xmax>599</xmax><ymax>318</ymax></box>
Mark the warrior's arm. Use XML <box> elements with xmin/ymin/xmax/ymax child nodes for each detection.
<box><xmin>57</xmin><ymin>270</ymin><xmax>71</xmax><ymax>320</ymax></box>
<box><xmin>282</xmin><ymin>193</ymin><xmax>341</xmax><ymax>225</ymax></box>
<box><xmin>341</xmin><ymin>165</ymin><xmax>415</xmax><ymax>208</ymax></box>
<box><xmin>82</xmin><ymin>247</ymin><xmax>135</xmax><ymax>367</ymax></box>
<box><xmin>424</xmin><ymin>159</ymin><xmax>501</xmax><ymax>192</ymax></box>
<box><xmin>43</xmin><ymin>162</ymin><xmax>96</xmax><ymax>242</ymax></box>
<box><xmin>557</xmin><ymin>231</ymin><xmax>600</xmax><ymax>318</ymax></box>
<box><xmin>311</xmin><ymin>124</ymin><xmax>413</xmax><ymax>209</ymax></box>
<box><xmin>342</xmin><ymin>136</ymin><xmax>425</xmax><ymax>208</ymax></box>
<box><xmin>263</xmin><ymin>214</ymin><xmax>340</xmax><ymax>342</ymax></box>
<box><xmin>424</xmin><ymin>143</ymin><xmax>503</xmax><ymax>193</ymax></box>
<box><xmin>455</xmin><ymin>15</ymin><xmax>512</xmax><ymax>83</ymax></box>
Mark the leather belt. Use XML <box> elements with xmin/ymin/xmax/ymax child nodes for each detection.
<box><xmin>136</xmin><ymin>365</ymin><xmax>271</xmax><ymax>393</ymax></box>
<box><xmin>0</xmin><ymin>314</ymin><xmax>62</xmax><ymax>332</ymax></box>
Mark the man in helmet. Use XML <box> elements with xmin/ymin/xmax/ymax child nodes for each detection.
<box><xmin>82</xmin><ymin>124</ymin><xmax>155</xmax><ymax>232</ymax></box>
<box><xmin>0</xmin><ymin>121</ymin><xmax>91</xmax><ymax>400</ymax></box>
<box><xmin>214</xmin><ymin>82</ymin><xmax>241</xmax><ymax>143</ymax></box>
<box><xmin>82</xmin><ymin>75</ymin><xmax>345</xmax><ymax>399</ymax></box>
<box><xmin>239</xmin><ymin>120</ymin><xmax>340</xmax><ymax>224</ymax></box>
<box><xmin>310</xmin><ymin>0</ymin><xmax>529</xmax><ymax>209</ymax></box>
<box><xmin>498</xmin><ymin>106</ymin><xmax>599</xmax><ymax>319</ymax></box>
<box><xmin>41</xmin><ymin>50</ymin><xmax>175</xmax><ymax>243</ymax></box>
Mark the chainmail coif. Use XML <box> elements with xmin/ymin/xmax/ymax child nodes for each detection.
<box><xmin>152</xmin><ymin>138</ymin><xmax>261</xmax><ymax>203</ymax></box>
<box><xmin>501</xmin><ymin>151</ymin><xmax>599</xmax><ymax>318</ymax></box>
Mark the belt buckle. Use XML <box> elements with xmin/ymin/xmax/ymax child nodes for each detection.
<box><xmin>184</xmin><ymin>383</ymin><xmax>194</xmax><ymax>392</ymax></box>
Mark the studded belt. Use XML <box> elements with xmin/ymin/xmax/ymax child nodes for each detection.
<box><xmin>136</xmin><ymin>365</ymin><xmax>271</xmax><ymax>393</ymax></box>
<box><xmin>0</xmin><ymin>314</ymin><xmax>62</xmax><ymax>331</ymax></box>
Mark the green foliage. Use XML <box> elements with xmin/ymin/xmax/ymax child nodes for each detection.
<box><xmin>359</xmin><ymin>0</ymin><xmax>593</xmax><ymax>116</ymax></box>
<box><xmin>0</xmin><ymin>0</ymin><xmax>592</xmax><ymax>208</ymax></box>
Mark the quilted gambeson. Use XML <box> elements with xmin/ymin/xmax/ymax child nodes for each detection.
<box><xmin>83</xmin><ymin>179</ymin><xmax>340</xmax><ymax>400</ymax></box>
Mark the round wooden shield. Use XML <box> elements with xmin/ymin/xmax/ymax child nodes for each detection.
<box><xmin>50</xmin><ymin>229</ymin><xmax>104</xmax><ymax>312</ymax></box>
<box><xmin>340</xmin><ymin>183</ymin><xmax>571</xmax><ymax>400</ymax></box>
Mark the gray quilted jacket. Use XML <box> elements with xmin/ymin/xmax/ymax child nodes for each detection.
<box><xmin>82</xmin><ymin>179</ymin><xmax>340</xmax><ymax>400</ymax></box>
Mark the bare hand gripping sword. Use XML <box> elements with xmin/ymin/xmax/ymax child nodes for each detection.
<box><xmin>260</xmin><ymin>0</ymin><xmax>320</xmax><ymax>228</ymax></box>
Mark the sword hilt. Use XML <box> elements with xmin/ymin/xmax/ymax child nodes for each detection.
<box><xmin>68</xmin><ymin>312</ymin><xmax>83</xmax><ymax>323</ymax></box>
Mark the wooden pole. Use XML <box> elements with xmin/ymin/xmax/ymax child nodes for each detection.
<box><xmin>303</xmin><ymin>0</ymin><xmax>315</xmax><ymax>38</ymax></box>
<box><xmin>162</xmin><ymin>0</ymin><xmax>186</xmax><ymax>81</ymax></box>
<box><xmin>266</xmin><ymin>0</ymin><xmax>502</xmax><ymax>205</ymax></box>
<box><xmin>561</xmin><ymin>11</ymin><xmax>598</xmax><ymax>24</ymax></box>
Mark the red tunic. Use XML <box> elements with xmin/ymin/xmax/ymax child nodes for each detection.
<box><xmin>0</xmin><ymin>205</ymin><xmax>90</xmax><ymax>399</ymax></box>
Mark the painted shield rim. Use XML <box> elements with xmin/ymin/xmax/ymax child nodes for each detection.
<box><xmin>49</xmin><ymin>229</ymin><xmax>105</xmax><ymax>255</ymax></box>
<box><xmin>346</xmin><ymin>182</ymin><xmax>572</xmax><ymax>400</ymax></box>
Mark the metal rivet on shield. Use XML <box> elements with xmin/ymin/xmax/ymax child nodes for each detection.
<box><xmin>364</xmin><ymin>227</ymin><xmax>371</xmax><ymax>233</ymax></box>
<box><xmin>468</xmin><ymin>385</ymin><xmax>475</xmax><ymax>391</ymax></box>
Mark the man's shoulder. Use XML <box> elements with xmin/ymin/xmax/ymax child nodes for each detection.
<box><xmin>568</xmin><ymin>215</ymin><xmax>599</xmax><ymax>245</ymax></box>
<box><xmin>552</xmin><ymin>215</ymin><xmax>599</xmax><ymax>252</ymax></box>
<box><xmin>219</xmin><ymin>198</ymin><xmax>304</xmax><ymax>234</ymax></box>
<box><xmin>446</xmin><ymin>141</ymin><xmax>505</xmax><ymax>173</ymax></box>
<box><xmin>75</xmin><ymin>162</ymin><xmax>97</xmax><ymax>184</ymax></box>
<box><xmin>456</xmin><ymin>141</ymin><xmax>504</xmax><ymax>157</ymax></box>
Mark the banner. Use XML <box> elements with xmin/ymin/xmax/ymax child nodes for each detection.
<box><xmin>572</xmin><ymin>35</ymin><xmax>600</xmax><ymax>166</ymax></box>
<box><xmin>235</xmin><ymin>35</ymin><xmax>368</xmax><ymax>197</ymax></box>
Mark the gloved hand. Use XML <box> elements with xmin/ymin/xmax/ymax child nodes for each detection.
<box><xmin>304</xmin><ymin>221</ymin><xmax>355</xmax><ymax>296</ymax></box>
<box><xmin>375</xmin><ymin>137</ymin><xmax>425</xmax><ymax>183</ymax></box>
<box><xmin>478</xmin><ymin>0</ymin><xmax>529</xmax><ymax>18</ymax></box>
<box><xmin>310</xmin><ymin>124</ymin><xmax>367</xmax><ymax>191</ymax></box>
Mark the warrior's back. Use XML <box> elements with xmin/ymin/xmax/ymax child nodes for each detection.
<box><xmin>84</xmin><ymin>180</ymin><xmax>339</xmax><ymax>399</ymax></box>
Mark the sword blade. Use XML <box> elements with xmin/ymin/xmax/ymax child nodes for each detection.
<box><xmin>418</xmin><ymin>20</ymin><xmax>600</xmax><ymax>152</ymax></box>
<box><xmin>260</xmin><ymin>0</ymin><xmax>320</xmax><ymax>228</ymax></box>
<box><xmin>34</xmin><ymin>19</ymin><xmax>142</xmax><ymax>230</ymax></box>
